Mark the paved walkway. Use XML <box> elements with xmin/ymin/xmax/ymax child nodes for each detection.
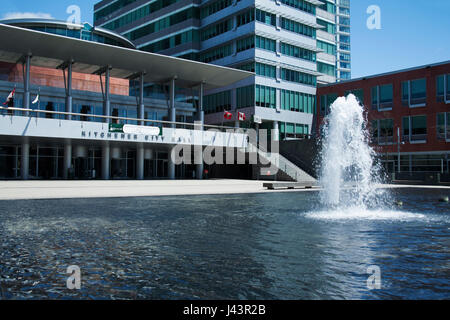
<box><xmin>0</xmin><ymin>180</ymin><xmax>448</xmax><ymax>200</ymax></box>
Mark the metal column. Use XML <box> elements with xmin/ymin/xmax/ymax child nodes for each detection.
<box><xmin>273</xmin><ymin>121</ymin><xmax>279</xmax><ymax>141</ymax></box>
<box><xmin>23</xmin><ymin>54</ymin><xmax>32</xmax><ymax>111</ymax></box>
<box><xmin>139</xmin><ymin>72</ymin><xmax>145</xmax><ymax>126</ymax></box>
<box><xmin>195</xmin><ymin>82</ymin><xmax>205</xmax><ymax>180</ymax></box>
<box><xmin>170</xmin><ymin>77</ymin><xmax>176</xmax><ymax>128</ymax></box>
<box><xmin>168</xmin><ymin>147</ymin><xmax>175</xmax><ymax>180</ymax></box>
<box><xmin>102</xmin><ymin>143</ymin><xmax>110</xmax><ymax>180</ymax></box>
<box><xmin>137</xmin><ymin>144</ymin><xmax>144</xmax><ymax>180</ymax></box>
<box><xmin>66</xmin><ymin>61</ymin><xmax>73</xmax><ymax>119</ymax></box>
<box><xmin>104</xmin><ymin>67</ymin><xmax>111</xmax><ymax>123</ymax></box>
<box><xmin>63</xmin><ymin>142</ymin><xmax>72</xmax><ymax>179</ymax></box>
<box><xmin>21</xmin><ymin>140</ymin><xmax>29</xmax><ymax>180</ymax></box>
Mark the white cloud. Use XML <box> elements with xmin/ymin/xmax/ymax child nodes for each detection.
<box><xmin>2</xmin><ymin>12</ymin><xmax>54</xmax><ymax>20</ymax></box>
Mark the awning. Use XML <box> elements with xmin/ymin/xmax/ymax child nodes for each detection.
<box><xmin>0</xmin><ymin>23</ymin><xmax>253</xmax><ymax>90</ymax></box>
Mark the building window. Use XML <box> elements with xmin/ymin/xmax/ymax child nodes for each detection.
<box><xmin>436</xmin><ymin>74</ymin><xmax>450</xmax><ymax>103</ymax></box>
<box><xmin>317</xmin><ymin>40</ymin><xmax>336</xmax><ymax>55</ymax></box>
<box><xmin>371</xmin><ymin>119</ymin><xmax>394</xmax><ymax>145</ymax></box>
<box><xmin>280</xmin><ymin>42</ymin><xmax>316</xmax><ymax>62</ymax></box>
<box><xmin>317</xmin><ymin>19</ymin><xmax>336</xmax><ymax>34</ymax></box>
<box><xmin>255</xmin><ymin>85</ymin><xmax>276</xmax><ymax>108</ymax></box>
<box><xmin>255</xmin><ymin>63</ymin><xmax>276</xmax><ymax>78</ymax></box>
<box><xmin>281</xmin><ymin>122</ymin><xmax>309</xmax><ymax>140</ymax></box>
<box><xmin>201</xmin><ymin>18</ymin><xmax>233</xmax><ymax>41</ymax></box>
<box><xmin>204</xmin><ymin>90</ymin><xmax>231</xmax><ymax>114</ymax></box>
<box><xmin>281</xmin><ymin>68</ymin><xmax>316</xmax><ymax>86</ymax></box>
<box><xmin>320</xmin><ymin>93</ymin><xmax>338</xmax><ymax>116</ymax></box>
<box><xmin>402</xmin><ymin>78</ymin><xmax>427</xmax><ymax>107</ymax></box>
<box><xmin>371</xmin><ymin>84</ymin><xmax>393</xmax><ymax>111</ymax></box>
<box><xmin>280</xmin><ymin>17</ymin><xmax>316</xmax><ymax>39</ymax></box>
<box><xmin>437</xmin><ymin>113</ymin><xmax>450</xmax><ymax>140</ymax></box>
<box><xmin>345</xmin><ymin>89</ymin><xmax>364</xmax><ymax>104</ymax></box>
<box><xmin>255</xmin><ymin>9</ymin><xmax>276</xmax><ymax>26</ymax></box>
<box><xmin>318</xmin><ymin>1</ymin><xmax>336</xmax><ymax>14</ymax></box>
<box><xmin>317</xmin><ymin>62</ymin><xmax>336</xmax><ymax>77</ymax></box>
<box><xmin>198</xmin><ymin>43</ymin><xmax>233</xmax><ymax>63</ymax></box>
<box><xmin>281</xmin><ymin>90</ymin><xmax>315</xmax><ymax>114</ymax></box>
<box><xmin>236</xmin><ymin>36</ymin><xmax>255</xmax><ymax>52</ymax></box>
<box><xmin>402</xmin><ymin>115</ymin><xmax>427</xmax><ymax>143</ymax></box>
<box><xmin>255</xmin><ymin>36</ymin><xmax>276</xmax><ymax>52</ymax></box>
<box><xmin>236</xmin><ymin>85</ymin><xmax>255</xmax><ymax>108</ymax></box>
<box><xmin>340</xmin><ymin>71</ymin><xmax>351</xmax><ymax>80</ymax></box>
<box><xmin>281</xmin><ymin>0</ymin><xmax>316</xmax><ymax>15</ymax></box>
<box><xmin>236</xmin><ymin>9</ymin><xmax>255</xmax><ymax>27</ymax></box>
<box><xmin>200</xmin><ymin>0</ymin><xmax>233</xmax><ymax>19</ymax></box>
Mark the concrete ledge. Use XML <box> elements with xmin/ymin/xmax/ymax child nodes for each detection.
<box><xmin>263</xmin><ymin>182</ymin><xmax>315</xmax><ymax>190</ymax></box>
<box><xmin>0</xmin><ymin>180</ymin><xmax>448</xmax><ymax>201</ymax></box>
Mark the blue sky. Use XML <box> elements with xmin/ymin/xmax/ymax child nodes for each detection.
<box><xmin>0</xmin><ymin>0</ymin><xmax>449</xmax><ymax>79</ymax></box>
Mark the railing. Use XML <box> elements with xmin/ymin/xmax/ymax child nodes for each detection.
<box><xmin>249</xmin><ymin>143</ymin><xmax>316</xmax><ymax>182</ymax></box>
<box><xmin>0</xmin><ymin>106</ymin><xmax>242</xmax><ymax>133</ymax></box>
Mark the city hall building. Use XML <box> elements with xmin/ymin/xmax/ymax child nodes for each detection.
<box><xmin>317</xmin><ymin>61</ymin><xmax>450</xmax><ymax>176</ymax></box>
<box><xmin>0</xmin><ymin>20</ymin><xmax>252</xmax><ymax>180</ymax></box>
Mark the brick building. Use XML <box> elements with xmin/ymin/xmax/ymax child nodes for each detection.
<box><xmin>317</xmin><ymin>60</ymin><xmax>450</xmax><ymax>175</ymax></box>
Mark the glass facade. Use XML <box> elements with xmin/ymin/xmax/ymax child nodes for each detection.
<box><xmin>201</xmin><ymin>18</ymin><xmax>233</xmax><ymax>41</ymax></box>
<box><xmin>280</xmin><ymin>18</ymin><xmax>316</xmax><ymax>39</ymax></box>
<box><xmin>317</xmin><ymin>40</ymin><xmax>336</xmax><ymax>55</ymax></box>
<box><xmin>255</xmin><ymin>36</ymin><xmax>276</xmax><ymax>52</ymax></box>
<box><xmin>280</xmin><ymin>0</ymin><xmax>316</xmax><ymax>14</ymax></box>
<box><xmin>124</xmin><ymin>7</ymin><xmax>199</xmax><ymax>41</ymax></box>
<box><xmin>317</xmin><ymin>19</ymin><xmax>336</xmax><ymax>34</ymax></box>
<box><xmin>204</xmin><ymin>90</ymin><xmax>231</xmax><ymax>114</ymax></box>
<box><xmin>281</xmin><ymin>69</ymin><xmax>316</xmax><ymax>86</ymax></box>
<box><xmin>255</xmin><ymin>9</ymin><xmax>277</xmax><ymax>26</ymax></box>
<box><xmin>255</xmin><ymin>85</ymin><xmax>276</xmax><ymax>108</ymax></box>
<box><xmin>281</xmin><ymin>90</ymin><xmax>315</xmax><ymax>114</ymax></box>
<box><xmin>317</xmin><ymin>62</ymin><xmax>336</xmax><ymax>77</ymax></box>
<box><xmin>280</xmin><ymin>42</ymin><xmax>316</xmax><ymax>62</ymax></box>
<box><xmin>236</xmin><ymin>85</ymin><xmax>254</xmax><ymax>108</ymax></box>
<box><xmin>236</xmin><ymin>36</ymin><xmax>254</xmax><ymax>53</ymax></box>
<box><xmin>198</xmin><ymin>43</ymin><xmax>233</xmax><ymax>63</ymax></box>
<box><xmin>200</xmin><ymin>0</ymin><xmax>233</xmax><ymax>19</ymax></box>
<box><xmin>141</xmin><ymin>30</ymin><xmax>199</xmax><ymax>53</ymax></box>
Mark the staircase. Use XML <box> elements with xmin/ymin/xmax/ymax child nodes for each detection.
<box><xmin>245</xmin><ymin>144</ymin><xmax>317</xmax><ymax>183</ymax></box>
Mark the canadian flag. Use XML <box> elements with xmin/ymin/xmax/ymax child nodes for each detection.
<box><xmin>224</xmin><ymin>110</ymin><xmax>232</xmax><ymax>120</ymax></box>
<box><xmin>238</xmin><ymin>112</ymin><xmax>246</xmax><ymax>121</ymax></box>
<box><xmin>3</xmin><ymin>88</ymin><xmax>15</xmax><ymax>106</ymax></box>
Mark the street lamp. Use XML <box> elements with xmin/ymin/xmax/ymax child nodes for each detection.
<box><xmin>397</xmin><ymin>127</ymin><xmax>405</xmax><ymax>173</ymax></box>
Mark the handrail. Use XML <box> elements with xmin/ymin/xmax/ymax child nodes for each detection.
<box><xmin>0</xmin><ymin>106</ymin><xmax>244</xmax><ymax>132</ymax></box>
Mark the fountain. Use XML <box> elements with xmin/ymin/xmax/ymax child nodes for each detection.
<box><xmin>309</xmin><ymin>94</ymin><xmax>423</xmax><ymax>220</ymax></box>
<box><xmin>319</xmin><ymin>94</ymin><xmax>383</xmax><ymax>207</ymax></box>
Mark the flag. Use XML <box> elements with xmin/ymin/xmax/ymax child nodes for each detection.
<box><xmin>32</xmin><ymin>94</ymin><xmax>39</xmax><ymax>105</ymax></box>
<box><xmin>224</xmin><ymin>110</ymin><xmax>232</xmax><ymax>120</ymax></box>
<box><xmin>3</xmin><ymin>88</ymin><xmax>15</xmax><ymax>106</ymax></box>
<box><xmin>238</xmin><ymin>112</ymin><xmax>246</xmax><ymax>121</ymax></box>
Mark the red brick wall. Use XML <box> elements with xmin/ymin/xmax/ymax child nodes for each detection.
<box><xmin>317</xmin><ymin>62</ymin><xmax>450</xmax><ymax>154</ymax></box>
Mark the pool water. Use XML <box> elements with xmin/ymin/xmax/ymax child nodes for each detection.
<box><xmin>0</xmin><ymin>188</ymin><xmax>449</xmax><ymax>299</ymax></box>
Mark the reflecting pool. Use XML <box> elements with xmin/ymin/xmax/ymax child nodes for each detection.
<box><xmin>0</xmin><ymin>188</ymin><xmax>449</xmax><ymax>299</ymax></box>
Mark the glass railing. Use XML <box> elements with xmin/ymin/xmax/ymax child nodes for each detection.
<box><xmin>0</xmin><ymin>105</ymin><xmax>241</xmax><ymax>133</ymax></box>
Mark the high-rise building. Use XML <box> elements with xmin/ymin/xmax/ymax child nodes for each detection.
<box><xmin>94</xmin><ymin>0</ymin><xmax>350</xmax><ymax>140</ymax></box>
